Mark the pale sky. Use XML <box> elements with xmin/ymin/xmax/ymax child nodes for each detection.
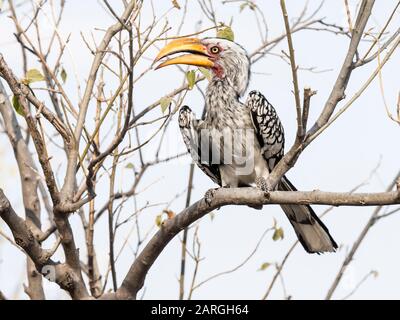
<box><xmin>0</xmin><ymin>0</ymin><xmax>399</xmax><ymax>299</ymax></box>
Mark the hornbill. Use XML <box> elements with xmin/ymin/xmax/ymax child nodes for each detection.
<box><xmin>154</xmin><ymin>37</ymin><xmax>337</xmax><ymax>253</ymax></box>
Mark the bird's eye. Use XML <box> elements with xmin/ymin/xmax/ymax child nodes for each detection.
<box><xmin>210</xmin><ymin>46</ymin><xmax>220</xmax><ymax>54</ymax></box>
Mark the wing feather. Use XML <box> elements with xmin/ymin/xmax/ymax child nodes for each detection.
<box><xmin>246</xmin><ymin>90</ymin><xmax>285</xmax><ymax>170</ymax></box>
<box><xmin>178</xmin><ymin>106</ymin><xmax>222</xmax><ymax>186</ymax></box>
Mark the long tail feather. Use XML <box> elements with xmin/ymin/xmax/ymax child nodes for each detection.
<box><xmin>278</xmin><ymin>176</ymin><xmax>338</xmax><ymax>254</ymax></box>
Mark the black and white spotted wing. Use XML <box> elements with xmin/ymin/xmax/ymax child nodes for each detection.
<box><xmin>178</xmin><ymin>106</ymin><xmax>222</xmax><ymax>186</ymax></box>
<box><xmin>246</xmin><ymin>90</ymin><xmax>285</xmax><ymax>171</ymax></box>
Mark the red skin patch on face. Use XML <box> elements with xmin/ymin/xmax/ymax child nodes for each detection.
<box><xmin>212</xmin><ymin>63</ymin><xmax>224</xmax><ymax>79</ymax></box>
<box><xmin>203</xmin><ymin>43</ymin><xmax>224</xmax><ymax>78</ymax></box>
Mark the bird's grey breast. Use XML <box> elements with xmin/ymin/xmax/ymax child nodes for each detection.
<box><xmin>203</xmin><ymin>80</ymin><xmax>265</xmax><ymax>182</ymax></box>
<box><xmin>205</xmin><ymin>80</ymin><xmax>252</xmax><ymax>130</ymax></box>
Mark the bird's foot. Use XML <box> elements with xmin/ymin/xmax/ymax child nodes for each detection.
<box><xmin>255</xmin><ymin>177</ymin><xmax>272</xmax><ymax>199</ymax></box>
<box><xmin>204</xmin><ymin>188</ymin><xmax>218</xmax><ymax>206</ymax></box>
<box><xmin>255</xmin><ymin>177</ymin><xmax>269</xmax><ymax>192</ymax></box>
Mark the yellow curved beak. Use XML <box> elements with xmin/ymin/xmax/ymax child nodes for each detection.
<box><xmin>154</xmin><ymin>38</ymin><xmax>214</xmax><ymax>69</ymax></box>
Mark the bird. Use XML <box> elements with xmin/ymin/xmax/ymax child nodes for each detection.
<box><xmin>154</xmin><ymin>37</ymin><xmax>337</xmax><ymax>253</ymax></box>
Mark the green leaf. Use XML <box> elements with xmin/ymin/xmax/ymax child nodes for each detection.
<box><xmin>160</xmin><ymin>96</ymin><xmax>172</xmax><ymax>113</ymax></box>
<box><xmin>186</xmin><ymin>70</ymin><xmax>196</xmax><ymax>90</ymax></box>
<box><xmin>272</xmin><ymin>227</ymin><xmax>284</xmax><ymax>241</ymax></box>
<box><xmin>198</xmin><ymin>67</ymin><xmax>212</xmax><ymax>81</ymax></box>
<box><xmin>217</xmin><ymin>26</ymin><xmax>234</xmax><ymax>41</ymax></box>
<box><xmin>258</xmin><ymin>262</ymin><xmax>271</xmax><ymax>271</ymax></box>
<box><xmin>61</xmin><ymin>68</ymin><xmax>67</xmax><ymax>84</ymax></box>
<box><xmin>125</xmin><ymin>163</ymin><xmax>135</xmax><ymax>170</ymax></box>
<box><xmin>155</xmin><ymin>214</ymin><xmax>163</xmax><ymax>227</ymax></box>
<box><xmin>12</xmin><ymin>95</ymin><xmax>25</xmax><ymax>116</ymax></box>
<box><xmin>23</xmin><ymin>69</ymin><xmax>45</xmax><ymax>85</ymax></box>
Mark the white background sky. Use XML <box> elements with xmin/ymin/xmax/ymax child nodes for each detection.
<box><xmin>0</xmin><ymin>0</ymin><xmax>399</xmax><ymax>300</ymax></box>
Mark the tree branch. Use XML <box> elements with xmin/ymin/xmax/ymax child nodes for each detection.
<box><xmin>112</xmin><ymin>185</ymin><xmax>400</xmax><ymax>299</ymax></box>
<box><xmin>0</xmin><ymin>80</ymin><xmax>45</xmax><ymax>299</ymax></box>
<box><xmin>265</xmin><ymin>0</ymin><xmax>376</xmax><ymax>191</ymax></box>
<box><xmin>64</xmin><ymin>1</ymin><xmax>139</xmax><ymax>200</ymax></box>
<box><xmin>0</xmin><ymin>189</ymin><xmax>89</xmax><ymax>299</ymax></box>
<box><xmin>280</xmin><ymin>0</ymin><xmax>302</xmax><ymax>140</ymax></box>
<box><xmin>308</xmin><ymin>0</ymin><xmax>376</xmax><ymax>135</ymax></box>
<box><xmin>325</xmin><ymin>170</ymin><xmax>400</xmax><ymax>299</ymax></box>
<box><xmin>0</xmin><ymin>54</ymin><xmax>71</xmax><ymax>143</ymax></box>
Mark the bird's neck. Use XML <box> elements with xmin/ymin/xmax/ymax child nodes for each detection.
<box><xmin>204</xmin><ymin>78</ymin><xmax>241</xmax><ymax>125</ymax></box>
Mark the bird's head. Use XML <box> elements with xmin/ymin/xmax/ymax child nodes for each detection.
<box><xmin>154</xmin><ymin>37</ymin><xmax>250</xmax><ymax>96</ymax></box>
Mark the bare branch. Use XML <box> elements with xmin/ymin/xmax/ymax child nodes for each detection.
<box><xmin>0</xmin><ymin>54</ymin><xmax>71</xmax><ymax>142</ymax></box>
<box><xmin>280</xmin><ymin>0</ymin><xmax>302</xmax><ymax>140</ymax></box>
<box><xmin>0</xmin><ymin>80</ymin><xmax>45</xmax><ymax>299</ymax></box>
<box><xmin>309</xmin><ymin>0</ymin><xmax>376</xmax><ymax>135</ymax></box>
<box><xmin>179</xmin><ymin>164</ymin><xmax>195</xmax><ymax>300</ymax></box>
<box><xmin>326</xmin><ymin>170</ymin><xmax>400</xmax><ymax>299</ymax></box>
<box><xmin>114</xmin><ymin>184</ymin><xmax>400</xmax><ymax>299</ymax></box>
<box><xmin>0</xmin><ymin>189</ymin><xmax>89</xmax><ymax>299</ymax></box>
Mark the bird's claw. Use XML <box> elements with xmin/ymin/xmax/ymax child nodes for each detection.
<box><xmin>204</xmin><ymin>188</ymin><xmax>217</xmax><ymax>206</ymax></box>
<box><xmin>255</xmin><ymin>177</ymin><xmax>271</xmax><ymax>197</ymax></box>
